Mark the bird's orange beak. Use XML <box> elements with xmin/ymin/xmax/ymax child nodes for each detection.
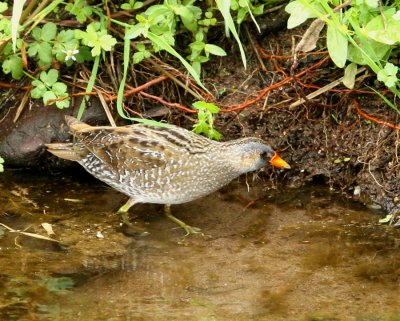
<box><xmin>270</xmin><ymin>152</ymin><xmax>291</xmax><ymax>169</ymax></box>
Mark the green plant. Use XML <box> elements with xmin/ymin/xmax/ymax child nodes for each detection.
<box><xmin>285</xmin><ymin>0</ymin><xmax>400</xmax><ymax>97</ymax></box>
<box><xmin>192</xmin><ymin>101</ymin><xmax>221</xmax><ymax>140</ymax></box>
<box><xmin>65</xmin><ymin>0</ymin><xmax>94</xmax><ymax>23</ymax></box>
<box><xmin>30</xmin><ymin>69</ymin><xmax>70</xmax><ymax>109</ymax></box>
<box><xmin>75</xmin><ymin>22</ymin><xmax>117</xmax><ymax>57</ymax></box>
<box><xmin>231</xmin><ymin>0</ymin><xmax>264</xmax><ymax>25</ymax></box>
<box><xmin>0</xmin><ymin>156</ymin><xmax>4</xmax><ymax>172</ymax></box>
<box><xmin>120</xmin><ymin>0</ymin><xmax>144</xmax><ymax>10</ymax></box>
<box><xmin>377</xmin><ymin>62</ymin><xmax>399</xmax><ymax>88</ymax></box>
<box><xmin>124</xmin><ymin>1</ymin><xmax>227</xmax><ymax>78</ymax></box>
<box><xmin>1</xmin><ymin>0</ymin><xmax>266</xmax><ymax>138</ymax></box>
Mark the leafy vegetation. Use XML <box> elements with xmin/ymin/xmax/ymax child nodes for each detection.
<box><xmin>192</xmin><ymin>101</ymin><xmax>221</xmax><ymax>140</ymax></box>
<box><xmin>285</xmin><ymin>0</ymin><xmax>400</xmax><ymax>98</ymax></box>
<box><xmin>0</xmin><ymin>0</ymin><xmax>267</xmax><ymax>138</ymax></box>
<box><xmin>0</xmin><ymin>0</ymin><xmax>398</xmax><ymax>144</ymax></box>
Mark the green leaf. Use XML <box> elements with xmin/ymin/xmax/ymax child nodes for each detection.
<box><xmin>57</xmin><ymin>29</ymin><xmax>75</xmax><ymax>42</ymax></box>
<box><xmin>192</xmin><ymin>100</ymin><xmax>221</xmax><ymax>139</ymax></box>
<box><xmin>52</xmin><ymin>82</ymin><xmax>67</xmax><ymax>96</ymax></box>
<box><xmin>73</xmin><ymin>46</ymin><xmax>93</xmax><ymax>63</ymax></box>
<box><xmin>77</xmin><ymin>6</ymin><xmax>93</xmax><ymax>23</ymax></box>
<box><xmin>74</xmin><ymin>29</ymin><xmax>86</xmax><ymax>40</ymax></box>
<box><xmin>327</xmin><ymin>24</ymin><xmax>348</xmax><ymax>68</ymax></box>
<box><xmin>193</xmin><ymin>121</ymin><xmax>208</xmax><ymax>134</ymax></box>
<box><xmin>189</xmin><ymin>40</ymin><xmax>205</xmax><ymax>53</ymax></box>
<box><xmin>347</xmin><ymin>39</ymin><xmax>390</xmax><ymax>65</ymax></box>
<box><xmin>76</xmin><ymin>24</ymin><xmax>117</xmax><ymax>57</ymax></box>
<box><xmin>56</xmin><ymin>99</ymin><xmax>70</xmax><ymax>109</ymax></box>
<box><xmin>364</xmin><ymin>0</ymin><xmax>378</xmax><ymax>8</ymax></box>
<box><xmin>126</xmin><ymin>24</ymin><xmax>144</xmax><ymax>39</ymax></box>
<box><xmin>237</xmin><ymin>7</ymin><xmax>248</xmax><ymax>24</ymax></box>
<box><xmin>191</xmin><ymin>61</ymin><xmax>201</xmax><ymax>76</ymax></box>
<box><xmin>66</xmin><ymin>0</ymin><xmax>93</xmax><ymax>23</ymax></box>
<box><xmin>215</xmin><ymin>0</ymin><xmax>247</xmax><ymax>68</ymax></box>
<box><xmin>253</xmin><ymin>4</ymin><xmax>264</xmax><ymax>15</ymax></box>
<box><xmin>204</xmin><ymin>44</ymin><xmax>226</xmax><ymax>56</ymax></box>
<box><xmin>377</xmin><ymin>63</ymin><xmax>399</xmax><ymax>88</ymax></box>
<box><xmin>174</xmin><ymin>5</ymin><xmax>197</xmax><ymax>32</ymax></box>
<box><xmin>31</xmin><ymin>26</ymin><xmax>41</xmax><ymax>40</ymax></box>
<box><xmin>31</xmin><ymin>83</ymin><xmax>46</xmax><ymax>99</ymax></box>
<box><xmin>27</xmin><ymin>42</ymin><xmax>40</xmax><ymax>57</ymax></box>
<box><xmin>285</xmin><ymin>0</ymin><xmax>318</xmax><ymax>29</ymax></box>
<box><xmin>43</xmin><ymin>91</ymin><xmax>57</xmax><ymax>105</ymax></box>
<box><xmin>91</xmin><ymin>45</ymin><xmax>101</xmax><ymax>57</ymax></box>
<box><xmin>193</xmin><ymin>101</ymin><xmax>220</xmax><ymax>113</ymax></box>
<box><xmin>121</xmin><ymin>3</ymin><xmax>131</xmax><ymax>10</ymax></box>
<box><xmin>208</xmin><ymin>128</ymin><xmax>221</xmax><ymax>140</ymax></box>
<box><xmin>133</xmin><ymin>51</ymin><xmax>146</xmax><ymax>64</ymax></box>
<box><xmin>0</xmin><ymin>2</ymin><xmax>7</xmax><ymax>13</ymax></box>
<box><xmin>343</xmin><ymin>63</ymin><xmax>357</xmax><ymax>89</ymax></box>
<box><xmin>41</xmin><ymin>22</ymin><xmax>57</xmax><ymax>41</ymax></box>
<box><xmin>98</xmin><ymin>34</ymin><xmax>117</xmax><ymax>51</ymax></box>
<box><xmin>205</xmin><ymin>11</ymin><xmax>213</xmax><ymax>19</ymax></box>
<box><xmin>37</xmin><ymin>42</ymin><xmax>53</xmax><ymax>66</ymax></box>
<box><xmin>133</xmin><ymin>2</ymin><xmax>143</xmax><ymax>9</ymax></box>
<box><xmin>40</xmin><ymin>69</ymin><xmax>59</xmax><ymax>86</ymax></box>
<box><xmin>146</xmin><ymin>31</ymin><xmax>207</xmax><ymax>91</ymax></box>
<box><xmin>2</xmin><ymin>55</ymin><xmax>23</xmax><ymax>79</ymax></box>
<box><xmin>365</xmin><ymin>11</ymin><xmax>400</xmax><ymax>45</ymax></box>
<box><xmin>136</xmin><ymin>43</ymin><xmax>145</xmax><ymax>51</ymax></box>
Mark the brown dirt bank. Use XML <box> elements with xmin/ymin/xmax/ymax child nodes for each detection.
<box><xmin>0</xmin><ymin>26</ymin><xmax>399</xmax><ymax>223</ymax></box>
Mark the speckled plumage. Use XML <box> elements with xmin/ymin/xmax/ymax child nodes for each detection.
<box><xmin>47</xmin><ymin>116</ymin><xmax>289</xmax><ymax>233</ymax></box>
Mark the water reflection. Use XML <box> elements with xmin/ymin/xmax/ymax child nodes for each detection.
<box><xmin>0</xmin><ymin>171</ymin><xmax>399</xmax><ymax>321</ymax></box>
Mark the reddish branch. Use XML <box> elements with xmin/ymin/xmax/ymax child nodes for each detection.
<box><xmin>0</xmin><ymin>82</ymin><xmax>31</xmax><ymax>90</ymax></box>
<box><xmin>353</xmin><ymin>98</ymin><xmax>400</xmax><ymax>130</ymax></box>
<box><xmin>257</xmin><ymin>45</ymin><xmax>328</xmax><ymax>60</ymax></box>
<box><xmin>219</xmin><ymin>56</ymin><xmax>331</xmax><ymax>112</ymax></box>
<box><xmin>5</xmin><ymin>54</ymin><xmax>391</xmax><ymax>120</ymax></box>
<box><xmin>107</xmin><ymin>75</ymin><xmax>168</xmax><ymax>101</ymax></box>
<box><xmin>139</xmin><ymin>91</ymin><xmax>196</xmax><ymax>113</ymax></box>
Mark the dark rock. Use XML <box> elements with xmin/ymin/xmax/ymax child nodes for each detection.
<box><xmin>0</xmin><ymin>95</ymin><xmax>107</xmax><ymax>169</ymax></box>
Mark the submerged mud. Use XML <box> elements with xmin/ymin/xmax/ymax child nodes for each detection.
<box><xmin>0</xmin><ymin>171</ymin><xmax>399</xmax><ymax>320</ymax></box>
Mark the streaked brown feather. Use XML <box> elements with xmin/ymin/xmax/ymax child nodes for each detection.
<box><xmin>47</xmin><ymin>116</ymin><xmax>287</xmax><ymax>207</ymax></box>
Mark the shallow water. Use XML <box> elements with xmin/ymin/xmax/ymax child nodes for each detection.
<box><xmin>0</xmin><ymin>171</ymin><xmax>399</xmax><ymax>321</ymax></box>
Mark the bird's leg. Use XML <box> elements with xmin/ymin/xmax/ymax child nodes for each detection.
<box><xmin>117</xmin><ymin>197</ymin><xmax>136</xmax><ymax>225</ymax></box>
<box><xmin>164</xmin><ymin>204</ymin><xmax>202</xmax><ymax>236</ymax></box>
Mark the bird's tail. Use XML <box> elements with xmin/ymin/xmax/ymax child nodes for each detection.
<box><xmin>65</xmin><ymin>115</ymin><xmax>91</xmax><ymax>133</ymax></box>
<box><xmin>46</xmin><ymin>143</ymin><xmax>85</xmax><ymax>161</ymax></box>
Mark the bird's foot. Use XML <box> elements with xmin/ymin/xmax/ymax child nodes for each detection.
<box><xmin>117</xmin><ymin>201</ymin><xmax>149</xmax><ymax>237</ymax></box>
<box><xmin>180</xmin><ymin>224</ymin><xmax>202</xmax><ymax>236</ymax></box>
<box><xmin>118</xmin><ymin>210</ymin><xmax>132</xmax><ymax>226</ymax></box>
<box><xmin>164</xmin><ymin>205</ymin><xmax>202</xmax><ymax>236</ymax></box>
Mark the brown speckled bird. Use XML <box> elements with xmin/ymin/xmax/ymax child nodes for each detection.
<box><xmin>46</xmin><ymin>116</ymin><xmax>290</xmax><ymax>234</ymax></box>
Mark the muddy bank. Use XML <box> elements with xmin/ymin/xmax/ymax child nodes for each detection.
<box><xmin>0</xmin><ymin>29</ymin><xmax>399</xmax><ymax>221</ymax></box>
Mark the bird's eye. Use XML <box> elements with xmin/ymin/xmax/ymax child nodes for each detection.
<box><xmin>260</xmin><ymin>151</ymin><xmax>268</xmax><ymax>159</ymax></box>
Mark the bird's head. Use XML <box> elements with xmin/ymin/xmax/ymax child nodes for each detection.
<box><xmin>225</xmin><ymin>137</ymin><xmax>290</xmax><ymax>174</ymax></box>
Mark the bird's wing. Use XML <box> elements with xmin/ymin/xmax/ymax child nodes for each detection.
<box><xmin>72</xmin><ymin>123</ymin><xmax>213</xmax><ymax>172</ymax></box>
